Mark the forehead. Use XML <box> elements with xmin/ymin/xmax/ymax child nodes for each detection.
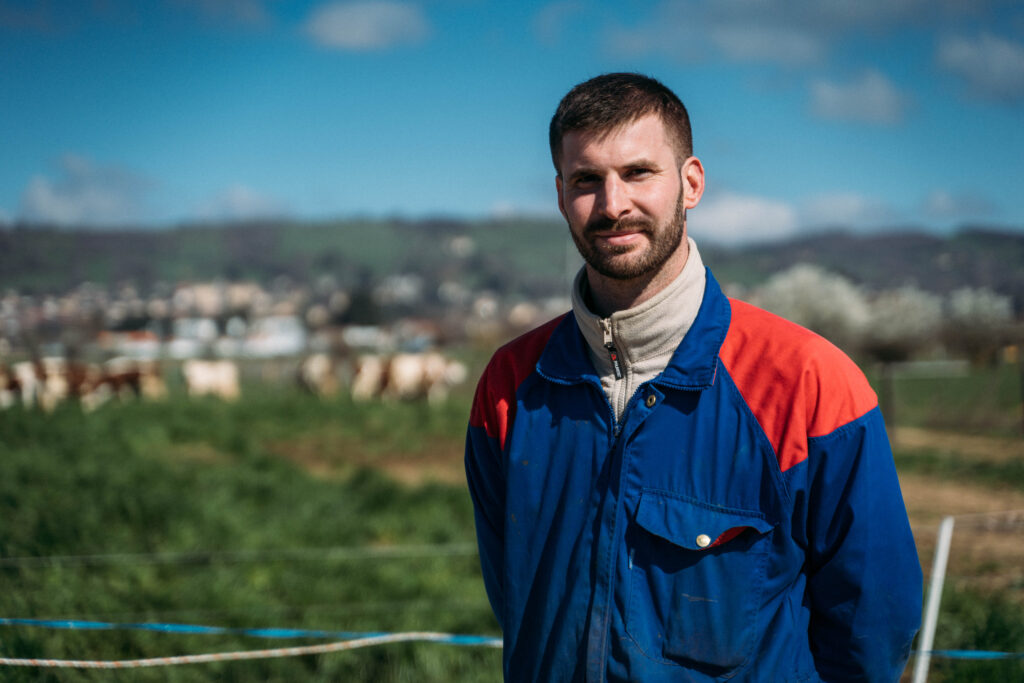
<box><xmin>559</xmin><ymin>114</ymin><xmax>674</xmax><ymax>172</ymax></box>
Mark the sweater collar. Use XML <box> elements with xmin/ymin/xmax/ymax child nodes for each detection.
<box><xmin>537</xmin><ymin>252</ymin><xmax>730</xmax><ymax>390</ymax></box>
<box><xmin>569</xmin><ymin>237</ymin><xmax>706</xmax><ymax>368</ymax></box>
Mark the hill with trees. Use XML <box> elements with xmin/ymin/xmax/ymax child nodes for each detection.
<box><xmin>2</xmin><ymin>220</ymin><xmax>1022</xmax><ymax>313</ymax></box>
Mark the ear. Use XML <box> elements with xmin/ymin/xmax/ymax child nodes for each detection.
<box><xmin>556</xmin><ymin>175</ymin><xmax>568</xmax><ymax>220</ymax></box>
<box><xmin>680</xmin><ymin>156</ymin><xmax>705</xmax><ymax>209</ymax></box>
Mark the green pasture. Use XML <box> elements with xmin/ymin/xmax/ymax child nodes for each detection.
<box><xmin>0</xmin><ymin>392</ymin><xmax>498</xmax><ymax>682</ymax></box>
<box><xmin>0</xmin><ymin>361</ymin><xmax>1022</xmax><ymax>681</ymax></box>
<box><xmin>871</xmin><ymin>362</ymin><xmax>1024</xmax><ymax>438</ymax></box>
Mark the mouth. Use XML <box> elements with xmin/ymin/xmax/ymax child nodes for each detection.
<box><xmin>585</xmin><ymin>216</ymin><xmax>653</xmax><ymax>237</ymax></box>
<box><xmin>595</xmin><ymin>231</ymin><xmax>645</xmax><ymax>248</ymax></box>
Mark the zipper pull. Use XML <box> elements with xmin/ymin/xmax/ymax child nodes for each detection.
<box><xmin>600</xmin><ymin>318</ymin><xmax>624</xmax><ymax>380</ymax></box>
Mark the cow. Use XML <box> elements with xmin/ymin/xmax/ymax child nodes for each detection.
<box><xmin>136</xmin><ymin>359</ymin><xmax>167</xmax><ymax>401</ymax></box>
<box><xmin>0</xmin><ymin>356</ymin><xmax>166</xmax><ymax>412</ymax></box>
<box><xmin>353</xmin><ymin>351</ymin><xmax>468</xmax><ymax>405</ymax></box>
<box><xmin>11</xmin><ymin>360</ymin><xmax>42</xmax><ymax>408</ymax></box>
<box><xmin>351</xmin><ymin>353</ymin><xmax>387</xmax><ymax>402</ymax></box>
<box><xmin>38</xmin><ymin>357</ymin><xmax>71</xmax><ymax>411</ymax></box>
<box><xmin>75</xmin><ymin>358</ymin><xmax>167</xmax><ymax>411</ymax></box>
<box><xmin>7</xmin><ymin>358</ymin><xmax>68</xmax><ymax>412</ymax></box>
<box><xmin>297</xmin><ymin>352</ymin><xmax>341</xmax><ymax>398</ymax></box>
<box><xmin>182</xmin><ymin>359</ymin><xmax>241</xmax><ymax>401</ymax></box>
<box><xmin>0</xmin><ymin>363</ymin><xmax>20</xmax><ymax>409</ymax></box>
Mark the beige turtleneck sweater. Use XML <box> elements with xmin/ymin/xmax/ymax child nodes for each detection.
<box><xmin>571</xmin><ymin>236</ymin><xmax>707</xmax><ymax>421</ymax></box>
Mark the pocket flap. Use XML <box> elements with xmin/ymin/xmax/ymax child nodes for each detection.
<box><xmin>635</xmin><ymin>489</ymin><xmax>774</xmax><ymax>550</ymax></box>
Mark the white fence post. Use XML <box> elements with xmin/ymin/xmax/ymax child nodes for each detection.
<box><xmin>912</xmin><ymin>515</ymin><xmax>956</xmax><ymax>683</ymax></box>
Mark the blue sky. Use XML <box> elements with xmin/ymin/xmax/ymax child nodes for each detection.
<box><xmin>1</xmin><ymin>0</ymin><xmax>1023</xmax><ymax>243</ymax></box>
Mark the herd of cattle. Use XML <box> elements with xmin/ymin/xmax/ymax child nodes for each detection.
<box><xmin>0</xmin><ymin>351</ymin><xmax>469</xmax><ymax>411</ymax></box>
<box><xmin>0</xmin><ymin>357</ymin><xmax>167</xmax><ymax>412</ymax></box>
<box><xmin>301</xmin><ymin>351</ymin><xmax>469</xmax><ymax>404</ymax></box>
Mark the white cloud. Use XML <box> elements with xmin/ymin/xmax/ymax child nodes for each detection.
<box><xmin>490</xmin><ymin>200</ymin><xmax>518</xmax><ymax>218</ymax></box>
<box><xmin>489</xmin><ymin>199</ymin><xmax>558</xmax><ymax>219</ymax></box>
<box><xmin>304</xmin><ymin>1</ymin><xmax>429</xmax><ymax>51</ymax></box>
<box><xmin>170</xmin><ymin>0</ymin><xmax>271</xmax><ymax>26</ymax></box>
<box><xmin>605</xmin><ymin>23</ymin><xmax>701</xmax><ymax>62</ymax></box>
<box><xmin>602</xmin><ymin>0</ymin><xmax>904</xmax><ymax>67</ymax></box>
<box><xmin>533</xmin><ymin>0</ymin><xmax>584</xmax><ymax>46</ymax></box>
<box><xmin>922</xmin><ymin>189</ymin><xmax>998</xmax><ymax>220</ymax></box>
<box><xmin>18</xmin><ymin>154</ymin><xmax>150</xmax><ymax>226</ymax></box>
<box><xmin>602</xmin><ymin>0</ymin><xmax>998</xmax><ymax>68</ymax></box>
<box><xmin>937</xmin><ymin>33</ymin><xmax>1024</xmax><ymax>102</ymax></box>
<box><xmin>689</xmin><ymin>191</ymin><xmax>799</xmax><ymax>244</ymax></box>
<box><xmin>810</xmin><ymin>70</ymin><xmax>910</xmax><ymax>124</ymax></box>
<box><xmin>605</xmin><ymin>3</ymin><xmax>818</xmax><ymax>66</ymax></box>
<box><xmin>800</xmin><ymin>192</ymin><xmax>901</xmax><ymax>228</ymax></box>
<box><xmin>708</xmin><ymin>24</ymin><xmax>825</xmax><ymax>65</ymax></box>
<box><xmin>193</xmin><ymin>184</ymin><xmax>289</xmax><ymax>221</ymax></box>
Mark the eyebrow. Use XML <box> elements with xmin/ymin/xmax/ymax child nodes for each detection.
<box><xmin>622</xmin><ymin>158</ymin><xmax>661</xmax><ymax>171</ymax></box>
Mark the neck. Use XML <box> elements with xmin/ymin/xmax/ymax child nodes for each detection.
<box><xmin>585</xmin><ymin>239</ymin><xmax>690</xmax><ymax>317</ymax></box>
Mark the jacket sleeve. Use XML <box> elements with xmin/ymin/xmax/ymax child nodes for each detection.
<box><xmin>801</xmin><ymin>407</ymin><xmax>922</xmax><ymax>682</ymax></box>
<box><xmin>465</xmin><ymin>376</ymin><xmax>507</xmax><ymax>627</ymax></box>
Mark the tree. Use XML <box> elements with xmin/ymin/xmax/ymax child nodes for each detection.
<box><xmin>751</xmin><ymin>264</ymin><xmax>869</xmax><ymax>352</ymax></box>
<box><xmin>862</xmin><ymin>286</ymin><xmax>943</xmax><ymax>364</ymax></box>
<box><xmin>861</xmin><ymin>286</ymin><xmax>943</xmax><ymax>429</ymax></box>
<box><xmin>942</xmin><ymin>287</ymin><xmax>1014</xmax><ymax>365</ymax></box>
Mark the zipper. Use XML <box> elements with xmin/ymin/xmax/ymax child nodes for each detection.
<box><xmin>599</xmin><ymin>318</ymin><xmax>623</xmax><ymax>380</ymax></box>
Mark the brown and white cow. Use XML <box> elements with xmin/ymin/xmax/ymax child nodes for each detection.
<box><xmin>351</xmin><ymin>351</ymin><xmax>468</xmax><ymax>404</ymax></box>
<box><xmin>0</xmin><ymin>356</ymin><xmax>166</xmax><ymax>412</ymax></box>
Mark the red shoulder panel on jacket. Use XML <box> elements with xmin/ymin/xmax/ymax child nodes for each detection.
<box><xmin>469</xmin><ymin>314</ymin><xmax>566</xmax><ymax>450</ymax></box>
<box><xmin>719</xmin><ymin>299</ymin><xmax>878</xmax><ymax>473</ymax></box>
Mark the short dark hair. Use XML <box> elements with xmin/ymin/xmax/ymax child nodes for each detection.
<box><xmin>549</xmin><ymin>73</ymin><xmax>693</xmax><ymax>175</ymax></box>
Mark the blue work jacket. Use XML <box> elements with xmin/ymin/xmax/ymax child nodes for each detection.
<box><xmin>465</xmin><ymin>271</ymin><xmax>922</xmax><ymax>682</ymax></box>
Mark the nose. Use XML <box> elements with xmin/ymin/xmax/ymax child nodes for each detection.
<box><xmin>597</xmin><ymin>175</ymin><xmax>631</xmax><ymax>220</ymax></box>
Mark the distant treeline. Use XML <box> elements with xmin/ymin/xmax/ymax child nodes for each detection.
<box><xmin>2</xmin><ymin>220</ymin><xmax>1023</xmax><ymax>312</ymax></box>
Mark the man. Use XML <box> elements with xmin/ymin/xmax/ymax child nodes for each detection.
<box><xmin>465</xmin><ymin>73</ymin><xmax>922</xmax><ymax>682</ymax></box>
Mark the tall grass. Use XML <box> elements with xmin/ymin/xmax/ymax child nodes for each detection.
<box><xmin>0</xmin><ymin>393</ymin><xmax>499</xmax><ymax>682</ymax></box>
<box><xmin>923</xmin><ymin>588</ymin><xmax>1024</xmax><ymax>683</ymax></box>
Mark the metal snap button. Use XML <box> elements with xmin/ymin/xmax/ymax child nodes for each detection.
<box><xmin>645</xmin><ymin>394</ymin><xmax>657</xmax><ymax>408</ymax></box>
<box><xmin>696</xmin><ymin>534</ymin><xmax>711</xmax><ymax>548</ymax></box>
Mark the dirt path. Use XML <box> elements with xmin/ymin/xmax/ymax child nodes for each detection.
<box><xmin>892</xmin><ymin>426</ymin><xmax>1024</xmax><ymax>528</ymax></box>
<box><xmin>894</xmin><ymin>428</ymin><xmax>1024</xmax><ymax>593</ymax></box>
<box><xmin>893</xmin><ymin>426</ymin><xmax>1024</xmax><ymax>463</ymax></box>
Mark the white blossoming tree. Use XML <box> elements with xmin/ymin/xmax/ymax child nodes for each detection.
<box><xmin>942</xmin><ymin>287</ymin><xmax>1014</xmax><ymax>365</ymax></box>
<box><xmin>750</xmin><ymin>264</ymin><xmax>870</xmax><ymax>353</ymax></box>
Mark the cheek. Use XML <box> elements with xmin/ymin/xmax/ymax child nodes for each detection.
<box><xmin>565</xmin><ymin>195</ymin><xmax>594</xmax><ymax>224</ymax></box>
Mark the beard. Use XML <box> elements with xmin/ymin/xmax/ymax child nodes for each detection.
<box><xmin>569</xmin><ymin>193</ymin><xmax>686</xmax><ymax>281</ymax></box>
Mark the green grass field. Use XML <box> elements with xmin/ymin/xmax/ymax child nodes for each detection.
<box><xmin>0</xmin><ymin>392</ymin><xmax>499</xmax><ymax>682</ymax></box>
<box><xmin>0</xmin><ymin>363</ymin><xmax>1022</xmax><ymax>681</ymax></box>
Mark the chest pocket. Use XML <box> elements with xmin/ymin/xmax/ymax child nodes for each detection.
<box><xmin>626</xmin><ymin>488</ymin><xmax>775</xmax><ymax>676</ymax></box>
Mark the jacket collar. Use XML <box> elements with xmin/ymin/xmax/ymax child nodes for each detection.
<box><xmin>536</xmin><ymin>268</ymin><xmax>731</xmax><ymax>391</ymax></box>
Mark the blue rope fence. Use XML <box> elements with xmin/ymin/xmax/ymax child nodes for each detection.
<box><xmin>0</xmin><ymin>617</ymin><xmax>502</xmax><ymax>669</ymax></box>
<box><xmin>926</xmin><ymin>650</ymin><xmax>1024</xmax><ymax>660</ymax></box>
<box><xmin>1</xmin><ymin>617</ymin><xmax>1021</xmax><ymax>668</ymax></box>
<box><xmin>0</xmin><ymin>617</ymin><xmax>499</xmax><ymax>645</ymax></box>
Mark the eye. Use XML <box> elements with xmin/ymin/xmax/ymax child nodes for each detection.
<box><xmin>626</xmin><ymin>167</ymin><xmax>653</xmax><ymax>179</ymax></box>
<box><xmin>572</xmin><ymin>174</ymin><xmax>600</xmax><ymax>188</ymax></box>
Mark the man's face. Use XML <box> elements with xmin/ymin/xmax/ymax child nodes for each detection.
<box><xmin>556</xmin><ymin>114</ymin><xmax>697</xmax><ymax>281</ymax></box>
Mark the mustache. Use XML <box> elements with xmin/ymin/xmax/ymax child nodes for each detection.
<box><xmin>583</xmin><ymin>215</ymin><xmax>655</xmax><ymax>236</ymax></box>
